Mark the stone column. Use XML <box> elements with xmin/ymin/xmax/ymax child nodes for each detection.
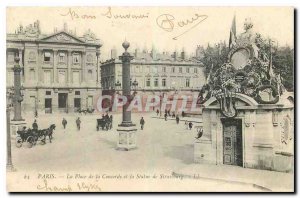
<box><xmin>67</xmin><ymin>50</ymin><xmax>72</xmax><ymax>85</ymax></box>
<box><xmin>82</xmin><ymin>51</ymin><xmax>86</xmax><ymax>84</ymax></box>
<box><xmin>53</xmin><ymin>49</ymin><xmax>58</xmax><ymax>84</ymax></box>
<box><xmin>96</xmin><ymin>48</ymin><xmax>101</xmax><ymax>86</ymax></box>
<box><xmin>37</xmin><ymin>49</ymin><xmax>43</xmax><ymax>86</ymax></box>
<box><xmin>117</xmin><ymin>41</ymin><xmax>137</xmax><ymax>151</ymax></box>
<box><xmin>18</xmin><ymin>48</ymin><xmax>24</xmax><ymax>84</ymax></box>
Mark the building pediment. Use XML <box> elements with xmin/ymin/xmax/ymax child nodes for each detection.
<box><xmin>203</xmin><ymin>93</ymin><xmax>259</xmax><ymax>109</ymax></box>
<box><xmin>39</xmin><ymin>31</ymin><xmax>85</xmax><ymax>44</ymax></box>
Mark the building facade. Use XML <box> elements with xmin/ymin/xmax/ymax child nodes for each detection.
<box><xmin>101</xmin><ymin>48</ymin><xmax>206</xmax><ymax>112</ymax></box>
<box><xmin>6</xmin><ymin>21</ymin><xmax>102</xmax><ymax>114</ymax></box>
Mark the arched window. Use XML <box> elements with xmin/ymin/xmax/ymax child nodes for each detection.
<box><xmin>88</xmin><ymin>69</ymin><xmax>93</xmax><ymax>80</ymax></box>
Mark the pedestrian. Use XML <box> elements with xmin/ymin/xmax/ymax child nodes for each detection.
<box><xmin>176</xmin><ymin>115</ymin><xmax>180</xmax><ymax>124</ymax></box>
<box><xmin>185</xmin><ymin>120</ymin><xmax>188</xmax><ymax>130</ymax></box>
<box><xmin>32</xmin><ymin>119</ymin><xmax>38</xmax><ymax>131</ymax></box>
<box><xmin>182</xmin><ymin>111</ymin><xmax>185</xmax><ymax>118</ymax></box>
<box><xmin>172</xmin><ymin>112</ymin><xmax>175</xmax><ymax>118</ymax></box>
<box><xmin>105</xmin><ymin>113</ymin><xmax>109</xmax><ymax>121</ymax></box>
<box><xmin>109</xmin><ymin>115</ymin><xmax>113</xmax><ymax>129</ymax></box>
<box><xmin>140</xmin><ymin>117</ymin><xmax>145</xmax><ymax>130</ymax></box>
<box><xmin>76</xmin><ymin>117</ymin><xmax>81</xmax><ymax>130</ymax></box>
<box><xmin>189</xmin><ymin>122</ymin><xmax>193</xmax><ymax>130</ymax></box>
<box><xmin>156</xmin><ymin>109</ymin><xmax>159</xmax><ymax>116</ymax></box>
<box><xmin>168</xmin><ymin>109</ymin><xmax>171</xmax><ymax>116</ymax></box>
<box><xmin>164</xmin><ymin>112</ymin><xmax>168</xmax><ymax>121</ymax></box>
<box><xmin>62</xmin><ymin>118</ymin><xmax>67</xmax><ymax>129</ymax></box>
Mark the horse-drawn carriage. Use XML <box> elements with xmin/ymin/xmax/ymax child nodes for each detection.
<box><xmin>15</xmin><ymin>124</ymin><xmax>56</xmax><ymax>148</ymax></box>
<box><xmin>77</xmin><ymin>108</ymin><xmax>95</xmax><ymax>115</ymax></box>
<box><xmin>96</xmin><ymin>118</ymin><xmax>112</xmax><ymax>131</ymax></box>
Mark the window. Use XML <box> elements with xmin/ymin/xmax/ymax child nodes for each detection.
<box><xmin>58</xmin><ymin>71</ymin><xmax>66</xmax><ymax>84</ymax></box>
<box><xmin>73</xmin><ymin>54</ymin><xmax>80</xmax><ymax>64</ymax></box>
<box><xmin>185</xmin><ymin>78</ymin><xmax>190</xmax><ymax>87</ymax></box>
<box><xmin>186</xmin><ymin>67</ymin><xmax>190</xmax><ymax>73</ymax></box>
<box><xmin>30</xmin><ymin>69</ymin><xmax>35</xmax><ymax>81</ymax></box>
<box><xmin>7</xmin><ymin>52</ymin><xmax>15</xmax><ymax>63</ymax></box>
<box><xmin>162</xmin><ymin>79</ymin><xmax>166</xmax><ymax>87</ymax></box>
<box><xmin>179</xmin><ymin>67</ymin><xmax>182</xmax><ymax>73</ymax></box>
<box><xmin>59</xmin><ymin>52</ymin><xmax>65</xmax><ymax>62</ymax></box>
<box><xmin>75</xmin><ymin>91</ymin><xmax>80</xmax><ymax>95</ymax></box>
<box><xmin>154</xmin><ymin>78</ymin><xmax>159</xmax><ymax>87</ymax></box>
<box><xmin>146</xmin><ymin>78</ymin><xmax>151</xmax><ymax>87</ymax></box>
<box><xmin>44</xmin><ymin>70</ymin><xmax>51</xmax><ymax>84</ymax></box>
<box><xmin>44</xmin><ymin>52</ymin><xmax>51</xmax><ymax>62</ymax></box>
<box><xmin>74</xmin><ymin>98</ymin><xmax>81</xmax><ymax>108</ymax></box>
<box><xmin>194</xmin><ymin>68</ymin><xmax>198</xmax><ymax>73</ymax></box>
<box><xmin>146</xmin><ymin>66</ymin><xmax>150</xmax><ymax>73</ymax></box>
<box><xmin>73</xmin><ymin>71</ymin><xmax>80</xmax><ymax>84</ymax></box>
<box><xmin>46</xmin><ymin>91</ymin><xmax>51</xmax><ymax>95</ymax></box>
<box><xmin>172</xmin><ymin>67</ymin><xmax>175</xmax><ymax>73</ymax></box>
<box><xmin>88</xmin><ymin>70</ymin><xmax>93</xmax><ymax>79</ymax></box>
<box><xmin>162</xmin><ymin>67</ymin><xmax>166</xmax><ymax>73</ymax></box>
<box><xmin>153</xmin><ymin>66</ymin><xmax>158</xmax><ymax>73</ymax></box>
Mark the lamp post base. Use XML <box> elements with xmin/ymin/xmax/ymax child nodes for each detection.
<box><xmin>116</xmin><ymin>125</ymin><xmax>137</xmax><ymax>151</ymax></box>
<box><xmin>6</xmin><ymin>164</ymin><xmax>16</xmax><ymax>172</ymax></box>
<box><xmin>10</xmin><ymin>120</ymin><xmax>26</xmax><ymax>137</ymax></box>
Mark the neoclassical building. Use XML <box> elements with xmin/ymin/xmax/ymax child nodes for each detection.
<box><xmin>6</xmin><ymin>21</ymin><xmax>102</xmax><ymax>114</ymax></box>
<box><xmin>101</xmin><ymin>48</ymin><xmax>206</xmax><ymax>112</ymax></box>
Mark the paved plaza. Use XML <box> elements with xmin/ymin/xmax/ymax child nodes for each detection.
<box><xmin>7</xmin><ymin>112</ymin><xmax>293</xmax><ymax>192</ymax></box>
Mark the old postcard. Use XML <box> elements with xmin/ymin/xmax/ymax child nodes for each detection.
<box><xmin>6</xmin><ymin>7</ymin><xmax>294</xmax><ymax>192</ymax></box>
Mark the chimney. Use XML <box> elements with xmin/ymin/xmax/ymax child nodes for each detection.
<box><xmin>181</xmin><ymin>48</ymin><xmax>185</xmax><ymax>60</ymax></box>
<box><xmin>173</xmin><ymin>51</ymin><xmax>177</xmax><ymax>61</ymax></box>
<box><xmin>111</xmin><ymin>48</ymin><xmax>117</xmax><ymax>59</ymax></box>
<box><xmin>135</xmin><ymin>48</ymin><xmax>140</xmax><ymax>58</ymax></box>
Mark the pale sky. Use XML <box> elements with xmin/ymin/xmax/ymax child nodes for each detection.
<box><xmin>7</xmin><ymin>7</ymin><xmax>294</xmax><ymax>60</ymax></box>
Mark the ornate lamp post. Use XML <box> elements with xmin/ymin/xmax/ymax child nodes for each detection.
<box><xmin>12</xmin><ymin>56</ymin><xmax>24</xmax><ymax>121</ymax></box>
<box><xmin>116</xmin><ymin>40</ymin><xmax>137</xmax><ymax>151</ymax></box>
<box><xmin>6</xmin><ymin>89</ymin><xmax>16</xmax><ymax>171</ymax></box>
<box><xmin>10</xmin><ymin>55</ymin><xmax>26</xmax><ymax>136</ymax></box>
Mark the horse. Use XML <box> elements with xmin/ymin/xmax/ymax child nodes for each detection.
<box><xmin>42</xmin><ymin>124</ymin><xmax>56</xmax><ymax>143</ymax></box>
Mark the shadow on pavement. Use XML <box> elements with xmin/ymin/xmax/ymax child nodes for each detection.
<box><xmin>164</xmin><ymin>144</ymin><xmax>194</xmax><ymax>165</ymax></box>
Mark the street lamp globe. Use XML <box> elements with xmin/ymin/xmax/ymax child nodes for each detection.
<box><xmin>122</xmin><ymin>40</ymin><xmax>130</xmax><ymax>51</ymax></box>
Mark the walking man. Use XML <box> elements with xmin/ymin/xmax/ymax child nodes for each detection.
<box><xmin>32</xmin><ymin>119</ymin><xmax>38</xmax><ymax>131</ymax></box>
<box><xmin>189</xmin><ymin>122</ymin><xmax>193</xmax><ymax>130</ymax></box>
<box><xmin>140</xmin><ymin>117</ymin><xmax>145</xmax><ymax>130</ymax></box>
<box><xmin>62</xmin><ymin>118</ymin><xmax>67</xmax><ymax>129</ymax></box>
<box><xmin>156</xmin><ymin>109</ymin><xmax>159</xmax><ymax>116</ymax></box>
<box><xmin>176</xmin><ymin>115</ymin><xmax>180</xmax><ymax>124</ymax></box>
<box><xmin>164</xmin><ymin>112</ymin><xmax>168</xmax><ymax>121</ymax></box>
<box><xmin>76</xmin><ymin>117</ymin><xmax>81</xmax><ymax>130</ymax></box>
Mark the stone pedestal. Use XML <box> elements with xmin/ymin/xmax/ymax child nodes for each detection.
<box><xmin>117</xmin><ymin>126</ymin><xmax>137</xmax><ymax>151</ymax></box>
<box><xmin>10</xmin><ymin>120</ymin><xmax>26</xmax><ymax>136</ymax></box>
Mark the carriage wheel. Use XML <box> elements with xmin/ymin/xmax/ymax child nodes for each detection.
<box><xmin>26</xmin><ymin>136</ymin><xmax>35</xmax><ymax>148</ymax></box>
<box><xmin>15</xmin><ymin>136</ymin><xmax>22</xmax><ymax>148</ymax></box>
<box><xmin>39</xmin><ymin>137</ymin><xmax>46</xmax><ymax>145</ymax></box>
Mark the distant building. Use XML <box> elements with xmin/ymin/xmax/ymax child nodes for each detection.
<box><xmin>100</xmin><ymin>48</ymin><xmax>206</xmax><ymax>112</ymax></box>
<box><xmin>6</xmin><ymin>21</ymin><xmax>102</xmax><ymax>114</ymax></box>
